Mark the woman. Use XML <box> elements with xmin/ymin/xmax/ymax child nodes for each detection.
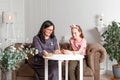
<box><xmin>32</xmin><ymin>20</ymin><xmax>61</xmax><ymax>80</ymax></box>
<box><xmin>62</xmin><ymin>24</ymin><xmax>87</xmax><ymax>80</ymax></box>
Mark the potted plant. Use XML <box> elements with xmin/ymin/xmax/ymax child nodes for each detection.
<box><xmin>102</xmin><ymin>21</ymin><xmax>120</xmax><ymax>79</ymax></box>
<box><xmin>0</xmin><ymin>46</ymin><xmax>28</xmax><ymax>80</ymax></box>
<box><xmin>0</xmin><ymin>44</ymin><xmax>36</xmax><ymax>80</ymax></box>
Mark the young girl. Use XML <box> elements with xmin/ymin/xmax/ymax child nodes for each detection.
<box><xmin>62</xmin><ymin>24</ymin><xmax>87</xmax><ymax>80</ymax></box>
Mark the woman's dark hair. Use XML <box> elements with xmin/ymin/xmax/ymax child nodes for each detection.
<box><xmin>37</xmin><ymin>20</ymin><xmax>55</xmax><ymax>43</ymax></box>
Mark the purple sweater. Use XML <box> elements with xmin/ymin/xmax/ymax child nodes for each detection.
<box><xmin>33</xmin><ymin>36</ymin><xmax>59</xmax><ymax>57</ymax></box>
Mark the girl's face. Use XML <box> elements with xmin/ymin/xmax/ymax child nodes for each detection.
<box><xmin>71</xmin><ymin>28</ymin><xmax>81</xmax><ymax>40</ymax></box>
<box><xmin>44</xmin><ymin>26</ymin><xmax>54</xmax><ymax>37</ymax></box>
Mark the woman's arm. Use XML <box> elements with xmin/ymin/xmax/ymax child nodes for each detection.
<box><xmin>33</xmin><ymin>36</ymin><xmax>53</xmax><ymax>57</ymax></box>
<box><xmin>53</xmin><ymin>37</ymin><xmax>61</xmax><ymax>54</ymax></box>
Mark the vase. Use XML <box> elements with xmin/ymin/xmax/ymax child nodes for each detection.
<box><xmin>112</xmin><ymin>65</ymin><xmax>120</xmax><ymax>79</ymax></box>
<box><xmin>2</xmin><ymin>70</ymin><xmax>12</xmax><ymax>80</ymax></box>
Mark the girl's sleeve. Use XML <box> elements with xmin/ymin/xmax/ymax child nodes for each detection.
<box><xmin>33</xmin><ymin>36</ymin><xmax>43</xmax><ymax>56</ymax></box>
<box><xmin>82</xmin><ymin>39</ymin><xmax>87</xmax><ymax>48</ymax></box>
<box><xmin>81</xmin><ymin>39</ymin><xmax>87</xmax><ymax>55</ymax></box>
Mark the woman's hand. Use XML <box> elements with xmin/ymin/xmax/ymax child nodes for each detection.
<box><xmin>43</xmin><ymin>50</ymin><xmax>52</xmax><ymax>57</ymax></box>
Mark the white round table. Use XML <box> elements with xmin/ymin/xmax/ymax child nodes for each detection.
<box><xmin>44</xmin><ymin>54</ymin><xmax>84</xmax><ymax>80</ymax></box>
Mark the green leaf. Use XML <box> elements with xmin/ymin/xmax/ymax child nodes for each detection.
<box><xmin>102</xmin><ymin>21</ymin><xmax>120</xmax><ymax>63</ymax></box>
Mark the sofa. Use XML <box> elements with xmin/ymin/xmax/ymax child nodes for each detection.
<box><xmin>59</xmin><ymin>43</ymin><xmax>107</xmax><ymax>80</ymax></box>
<box><xmin>0</xmin><ymin>42</ymin><xmax>107</xmax><ymax>80</ymax></box>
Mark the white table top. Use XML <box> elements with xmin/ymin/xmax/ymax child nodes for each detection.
<box><xmin>43</xmin><ymin>54</ymin><xmax>84</xmax><ymax>60</ymax></box>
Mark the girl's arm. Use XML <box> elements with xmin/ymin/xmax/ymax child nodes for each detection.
<box><xmin>72</xmin><ymin>45</ymin><xmax>86</xmax><ymax>55</ymax></box>
<box><xmin>72</xmin><ymin>39</ymin><xmax>87</xmax><ymax>55</ymax></box>
<box><xmin>62</xmin><ymin>39</ymin><xmax>87</xmax><ymax>55</ymax></box>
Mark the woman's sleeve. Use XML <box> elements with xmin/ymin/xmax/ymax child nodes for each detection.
<box><xmin>33</xmin><ymin>36</ymin><xmax>43</xmax><ymax>56</ymax></box>
<box><xmin>53</xmin><ymin>37</ymin><xmax>59</xmax><ymax>50</ymax></box>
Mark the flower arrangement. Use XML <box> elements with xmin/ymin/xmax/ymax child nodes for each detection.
<box><xmin>0</xmin><ymin>49</ymin><xmax>26</xmax><ymax>72</ymax></box>
<box><xmin>0</xmin><ymin>43</ymin><xmax>38</xmax><ymax>80</ymax></box>
<box><xmin>0</xmin><ymin>43</ymin><xmax>37</xmax><ymax>72</ymax></box>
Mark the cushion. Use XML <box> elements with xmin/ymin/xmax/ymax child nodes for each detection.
<box><xmin>84</xmin><ymin>66</ymin><xmax>93</xmax><ymax>76</ymax></box>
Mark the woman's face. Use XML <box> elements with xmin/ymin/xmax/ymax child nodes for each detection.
<box><xmin>71</xmin><ymin>28</ymin><xmax>81</xmax><ymax>40</ymax></box>
<box><xmin>44</xmin><ymin>26</ymin><xmax>54</xmax><ymax>37</ymax></box>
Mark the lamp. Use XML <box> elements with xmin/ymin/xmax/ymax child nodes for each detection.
<box><xmin>2</xmin><ymin>11</ymin><xmax>16</xmax><ymax>43</ymax></box>
<box><xmin>96</xmin><ymin>13</ymin><xmax>104</xmax><ymax>27</ymax></box>
<box><xmin>2</xmin><ymin>12</ymin><xmax>16</xmax><ymax>24</ymax></box>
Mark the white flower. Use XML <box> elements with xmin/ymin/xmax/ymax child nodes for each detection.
<box><xmin>20</xmin><ymin>44</ymin><xmax>25</xmax><ymax>48</ymax></box>
<box><xmin>9</xmin><ymin>46</ymin><xmax>16</xmax><ymax>52</ymax></box>
<box><xmin>35</xmin><ymin>49</ymin><xmax>39</xmax><ymax>54</ymax></box>
<box><xmin>18</xmin><ymin>47</ymin><xmax>23</xmax><ymax>51</ymax></box>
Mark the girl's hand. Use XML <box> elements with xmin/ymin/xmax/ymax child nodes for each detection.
<box><xmin>61</xmin><ymin>49</ymin><xmax>72</xmax><ymax>54</ymax></box>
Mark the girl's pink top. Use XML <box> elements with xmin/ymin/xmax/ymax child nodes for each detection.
<box><xmin>69</xmin><ymin>37</ymin><xmax>87</xmax><ymax>55</ymax></box>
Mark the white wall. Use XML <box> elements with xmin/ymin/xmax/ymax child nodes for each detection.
<box><xmin>24</xmin><ymin>0</ymin><xmax>120</xmax><ymax>74</ymax></box>
<box><xmin>25</xmin><ymin>0</ymin><xmax>54</xmax><ymax>42</ymax></box>
<box><xmin>0</xmin><ymin>0</ymin><xmax>119</xmax><ymax>75</ymax></box>
<box><xmin>0</xmin><ymin>0</ymin><xmax>25</xmax><ymax>48</ymax></box>
<box><xmin>25</xmin><ymin>0</ymin><xmax>120</xmax><ymax>43</ymax></box>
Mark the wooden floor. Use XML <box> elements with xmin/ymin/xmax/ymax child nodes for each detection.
<box><xmin>100</xmin><ymin>74</ymin><xmax>120</xmax><ymax>80</ymax></box>
<box><xmin>100</xmin><ymin>74</ymin><xmax>112</xmax><ymax>80</ymax></box>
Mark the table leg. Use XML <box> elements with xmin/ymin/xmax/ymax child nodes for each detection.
<box><xmin>65</xmin><ymin>60</ymin><xmax>68</xmax><ymax>80</ymax></box>
<box><xmin>79</xmin><ymin>59</ymin><xmax>83</xmax><ymax>80</ymax></box>
<box><xmin>58</xmin><ymin>60</ymin><xmax>62</xmax><ymax>80</ymax></box>
<box><xmin>45</xmin><ymin>59</ymin><xmax>48</xmax><ymax>80</ymax></box>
